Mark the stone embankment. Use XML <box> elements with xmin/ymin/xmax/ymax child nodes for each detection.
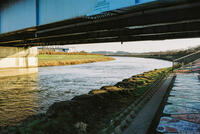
<box><xmin>0</xmin><ymin>68</ymin><xmax>172</xmax><ymax>134</ymax></box>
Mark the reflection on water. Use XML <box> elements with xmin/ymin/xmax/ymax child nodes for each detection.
<box><xmin>0</xmin><ymin>57</ymin><xmax>172</xmax><ymax>126</ymax></box>
<box><xmin>0</xmin><ymin>68</ymin><xmax>38</xmax><ymax>78</ymax></box>
<box><xmin>0</xmin><ymin>74</ymin><xmax>39</xmax><ymax>126</ymax></box>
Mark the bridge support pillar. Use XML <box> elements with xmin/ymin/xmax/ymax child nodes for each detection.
<box><xmin>0</xmin><ymin>46</ymin><xmax>38</xmax><ymax>77</ymax></box>
<box><xmin>0</xmin><ymin>46</ymin><xmax>38</xmax><ymax>69</ymax></box>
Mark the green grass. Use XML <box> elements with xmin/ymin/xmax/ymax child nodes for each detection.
<box><xmin>38</xmin><ymin>54</ymin><xmax>108</xmax><ymax>61</ymax></box>
<box><xmin>37</xmin><ymin>54</ymin><xmax>115</xmax><ymax>67</ymax></box>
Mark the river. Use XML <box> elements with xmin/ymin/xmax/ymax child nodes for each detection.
<box><xmin>0</xmin><ymin>57</ymin><xmax>171</xmax><ymax>126</ymax></box>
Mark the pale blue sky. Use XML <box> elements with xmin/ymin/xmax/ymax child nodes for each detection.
<box><xmin>67</xmin><ymin>38</ymin><xmax>200</xmax><ymax>53</ymax></box>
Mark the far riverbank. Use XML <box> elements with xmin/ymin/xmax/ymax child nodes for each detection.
<box><xmin>38</xmin><ymin>54</ymin><xmax>115</xmax><ymax>67</ymax></box>
<box><xmin>106</xmin><ymin>55</ymin><xmax>173</xmax><ymax>61</ymax></box>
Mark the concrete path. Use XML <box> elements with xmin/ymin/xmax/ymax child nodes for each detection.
<box><xmin>122</xmin><ymin>60</ymin><xmax>200</xmax><ymax>134</ymax></box>
<box><xmin>123</xmin><ymin>75</ymin><xmax>175</xmax><ymax>134</ymax></box>
<box><xmin>156</xmin><ymin>73</ymin><xmax>200</xmax><ymax>134</ymax></box>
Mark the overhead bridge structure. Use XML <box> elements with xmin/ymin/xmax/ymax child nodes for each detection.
<box><xmin>0</xmin><ymin>0</ymin><xmax>200</xmax><ymax>69</ymax></box>
<box><xmin>0</xmin><ymin>0</ymin><xmax>200</xmax><ymax>47</ymax></box>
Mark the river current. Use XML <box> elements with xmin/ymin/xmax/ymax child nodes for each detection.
<box><xmin>0</xmin><ymin>57</ymin><xmax>171</xmax><ymax>126</ymax></box>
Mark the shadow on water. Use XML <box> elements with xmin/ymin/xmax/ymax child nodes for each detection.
<box><xmin>0</xmin><ymin>71</ymin><xmax>39</xmax><ymax>127</ymax></box>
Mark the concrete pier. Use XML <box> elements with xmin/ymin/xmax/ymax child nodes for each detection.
<box><xmin>0</xmin><ymin>46</ymin><xmax>38</xmax><ymax>77</ymax></box>
<box><xmin>0</xmin><ymin>46</ymin><xmax>38</xmax><ymax>68</ymax></box>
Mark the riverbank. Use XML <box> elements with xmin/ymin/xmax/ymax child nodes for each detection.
<box><xmin>106</xmin><ymin>45</ymin><xmax>200</xmax><ymax>62</ymax></box>
<box><xmin>0</xmin><ymin>67</ymin><xmax>172</xmax><ymax>134</ymax></box>
<box><xmin>106</xmin><ymin>55</ymin><xmax>173</xmax><ymax>61</ymax></box>
<box><xmin>38</xmin><ymin>54</ymin><xmax>115</xmax><ymax>67</ymax></box>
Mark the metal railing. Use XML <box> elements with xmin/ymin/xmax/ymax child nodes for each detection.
<box><xmin>172</xmin><ymin>50</ymin><xmax>200</xmax><ymax>71</ymax></box>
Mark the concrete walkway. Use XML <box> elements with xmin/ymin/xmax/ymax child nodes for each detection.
<box><xmin>156</xmin><ymin>73</ymin><xmax>200</xmax><ymax>134</ymax></box>
<box><xmin>122</xmin><ymin>75</ymin><xmax>175</xmax><ymax>134</ymax></box>
<box><xmin>122</xmin><ymin>60</ymin><xmax>200</xmax><ymax>134</ymax></box>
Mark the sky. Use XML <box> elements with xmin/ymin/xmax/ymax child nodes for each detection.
<box><xmin>66</xmin><ymin>38</ymin><xmax>200</xmax><ymax>53</ymax></box>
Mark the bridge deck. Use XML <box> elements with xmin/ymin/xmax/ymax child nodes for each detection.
<box><xmin>0</xmin><ymin>0</ymin><xmax>200</xmax><ymax>46</ymax></box>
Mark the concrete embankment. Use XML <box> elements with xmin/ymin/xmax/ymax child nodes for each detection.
<box><xmin>123</xmin><ymin>74</ymin><xmax>176</xmax><ymax>134</ymax></box>
<box><xmin>0</xmin><ymin>67</ymin><xmax>172</xmax><ymax>134</ymax></box>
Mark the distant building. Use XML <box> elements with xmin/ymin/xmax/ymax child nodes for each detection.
<box><xmin>54</xmin><ymin>48</ymin><xmax>69</xmax><ymax>52</ymax></box>
<box><xmin>38</xmin><ymin>46</ymin><xmax>77</xmax><ymax>53</ymax></box>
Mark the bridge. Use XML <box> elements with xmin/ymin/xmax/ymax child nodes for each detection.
<box><xmin>0</xmin><ymin>0</ymin><xmax>200</xmax><ymax>69</ymax></box>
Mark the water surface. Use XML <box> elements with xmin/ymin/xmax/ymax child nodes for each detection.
<box><xmin>0</xmin><ymin>57</ymin><xmax>171</xmax><ymax>126</ymax></box>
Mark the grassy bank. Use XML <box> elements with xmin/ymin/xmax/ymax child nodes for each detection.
<box><xmin>38</xmin><ymin>54</ymin><xmax>115</xmax><ymax>67</ymax></box>
<box><xmin>0</xmin><ymin>67</ymin><xmax>172</xmax><ymax>134</ymax></box>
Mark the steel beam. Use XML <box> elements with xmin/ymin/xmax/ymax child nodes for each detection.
<box><xmin>0</xmin><ymin>0</ymin><xmax>200</xmax><ymax>46</ymax></box>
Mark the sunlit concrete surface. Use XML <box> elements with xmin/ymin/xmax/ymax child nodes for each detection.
<box><xmin>0</xmin><ymin>46</ymin><xmax>38</xmax><ymax>69</ymax></box>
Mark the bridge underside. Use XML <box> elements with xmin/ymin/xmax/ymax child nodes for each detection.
<box><xmin>0</xmin><ymin>0</ymin><xmax>200</xmax><ymax>47</ymax></box>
